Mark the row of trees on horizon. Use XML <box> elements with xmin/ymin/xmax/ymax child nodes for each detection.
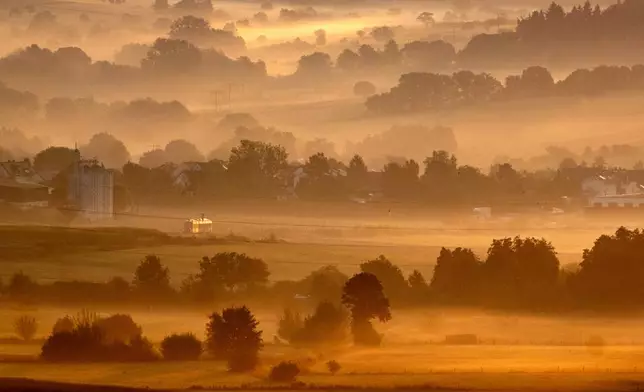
<box><xmin>2</xmin><ymin>227</ymin><xmax>644</xmax><ymax>312</ymax></box>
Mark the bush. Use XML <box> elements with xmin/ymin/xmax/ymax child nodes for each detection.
<box><xmin>95</xmin><ymin>314</ymin><xmax>142</xmax><ymax>344</ymax></box>
<box><xmin>269</xmin><ymin>361</ymin><xmax>300</xmax><ymax>382</ymax></box>
<box><xmin>41</xmin><ymin>313</ymin><xmax>157</xmax><ymax>362</ymax></box>
<box><xmin>327</xmin><ymin>360</ymin><xmax>341</xmax><ymax>374</ymax></box>
<box><xmin>14</xmin><ymin>315</ymin><xmax>38</xmax><ymax>341</ymax></box>
<box><xmin>52</xmin><ymin>316</ymin><xmax>74</xmax><ymax>334</ymax></box>
<box><xmin>161</xmin><ymin>333</ymin><xmax>202</xmax><ymax>360</ymax></box>
<box><xmin>353</xmin><ymin>81</ymin><xmax>376</xmax><ymax>97</ymax></box>
<box><xmin>277</xmin><ymin>308</ymin><xmax>303</xmax><ymax>342</ymax></box>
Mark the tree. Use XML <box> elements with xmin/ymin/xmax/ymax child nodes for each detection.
<box><xmin>182</xmin><ymin>252</ymin><xmax>270</xmax><ymax>302</ymax></box>
<box><xmin>142</xmin><ymin>38</ymin><xmax>202</xmax><ymax>73</ymax></box>
<box><xmin>95</xmin><ymin>314</ymin><xmax>142</xmax><ymax>344</ymax></box>
<box><xmin>381</xmin><ymin>159</ymin><xmax>420</xmax><ymax>199</ymax></box>
<box><xmin>80</xmin><ymin>133</ymin><xmax>130</xmax><ymax>169</ymax></box>
<box><xmin>296</xmin><ymin>52</ymin><xmax>332</xmax><ymax>77</ymax></box>
<box><xmin>291</xmin><ymin>301</ymin><xmax>348</xmax><ymax>346</ymax></box>
<box><xmin>327</xmin><ymin>360</ymin><xmax>341</xmax><ymax>374</ymax></box>
<box><xmin>132</xmin><ymin>255</ymin><xmax>172</xmax><ymax>299</ymax></box>
<box><xmin>342</xmin><ymin>272</ymin><xmax>391</xmax><ymax>345</ymax></box>
<box><xmin>169</xmin><ymin>16</ymin><xmax>213</xmax><ymax>44</ymax></box>
<box><xmin>303</xmin><ymin>265</ymin><xmax>348</xmax><ymax>304</ymax></box>
<box><xmin>314</xmin><ymin>29</ymin><xmax>327</xmax><ymax>46</ymax></box>
<box><xmin>482</xmin><ymin>237</ymin><xmax>560</xmax><ymax>308</ymax></box>
<box><xmin>277</xmin><ymin>308</ymin><xmax>303</xmax><ymax>342</ymax></box>
<box><xmin>14</xmin><ymin>315</ymin><xmax>37</xmax><ymax>341</ymax></box>
<box><xmin>416</xmin><ymin>12</ymin><xmax>435</xmax><ymax>28</ymax></box>
<box><xmin>505</xmin><ymin>66</ymin><xmax>555</xmax><ymax>98</ymax></box>
<box><xmin>153</xmin><ymin>0</ymin><xmax>169</xmax><ymax>11</ymax></box>
<box><xmin>269</xmin><ymin>361</ymin><xmax>300</xmax><ymax>382</ymax></box>
<box><xmin>407</xmin><ymin>270</ymin><xmax>429</xmax><ymax>303</ymax></box>
<box><xmin>205</xmin><ymin>306</ymin><xmax>263</xmax><ymax>371</ymax></box>
<box><xmin>573</xmin><ymin>227</ymin><xmax>644</xmax><ymax>309</ymax></box>
<box><xmin>371</xmin><ymin>26</ymin><xmax>394</xmax><ymax>42</ymax></box>
<box><xmin>430</xmin><ymin>247</ymin><xmax>482</xmax><ymax>304</ymax></box>
<box><xmin>347</xmin><ymin>154</ymin><xmax>368</xmax><ymax>191</ymax></box>
<box><xmin>164</xmin><ymin>139</ymin><xmax>204</xmax><ymax>163</ymax></box>
<box><xmin>353</xmin><ymin>81</ymin><xmax>376</xmax><ymax>97</ymax></box>
<box><xmin>336</xmin><ymin>49</ymin><xmax>361</xmax><ymax>71</ymax></box>
<box><xmin>401</xmin><ymin>40</ymin><xmax>456</xmax><ymax>70</ymax></box>
<box><xmin>161</xmin><ymin>333</ymin><xmax>202</xmax><ymax>360</ymax></box>
<box><xmin>34</xmin><ymin>147</ymin><xmax>78</xmax><ymax>173</ymax></box>
<box><xmin>227</xmin><ymin>140</ymin><xmax>288</xmax><ymax>196</ymax></box>
<box><xmin>139</xmin><ymin>149</ymin><xmax>170</xmax><ymax>168</ymax></box>
<box><xmin>360</xmin><ymin>255</ymin><xmax>408</xmax><ymax>304</ymax></box>
<box><xmin>52</xmin><ymin>316</ymin><xmax>74</xmax><ymax>334</ymax></box>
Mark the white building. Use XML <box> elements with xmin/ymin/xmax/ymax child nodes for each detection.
<box><xmin>68</xmin><ymin>158</ymin><xmax>114</xmax><ymax>220</ymax></box>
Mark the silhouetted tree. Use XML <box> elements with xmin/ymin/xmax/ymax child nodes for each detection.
<box><xmin>342</xmin><ymin>272</ymin><xmax>391</xmax><ymax>345</ymax></box>
<box><xmin>142</xmin><ymin>38</ymin><xmax>202</xmax><ymax>73</ymax></box>
<box><xmin>360</xmin><ymin>255</ymin><xmax>408</xmax><ymax>304</ymax></box>
<box><xmin>182</xmin><ymin>252</ymin><xmax>270</xmax><ymax>302</ymax></box>
<box><xmin>482</xmin><ymin>236</ymin><xmax>559</xmax><ymax>308</ymax></box>
<box><xmin>227</xmin><ymin>140</ymin><xmax>288</xmax><ymax>196</ymax></box>
<box><xmin>269</xmin><ymin>361</ymin><xmax>300</xmax><ymax>382</ymax></box>
<box><xmin>371</xmin><ymin>26</ymin><xmax>394</xmax><ymax>42</ymax></box>
<box><xmin>205</xmin><ymin>306</ymin><xmax>262</xmax><ymax>371</ymax></box>
<box><xmin>572</xmin><ymin>227</ymin><xmax>644</xmax><ymax>309</ymax></box>
<box><xmin>291</xmin><ymin>301</ymin><xmax>348</xmax><ymax>346</ymax></box>
<box><xmin>95</xmin><ymin>314</ymin><xmax>142</xmax><ymax>344</ymax></box>
<box><xmin>430</xmin><ymin>247</ymin><xmax>482</xmax><ymax>304</ymax></box>
<box><xmin>164</xmin><ymin>139</ymin><xmax>204</xmax><ymax>163</ymax></box>
<box><xmin>302</xmin><ymin>265</ymin><xmax>348</xmax><ymax>304</ymax></box>
<box><xmin>416</xmin><ymin>12</ymin><xmax>435</xmax><ymax>28</ymax></box>
<box><xmin>277</xmin><ymin>308</ymin><xmax>303</xmax><ymax>342</ymax></box>
<box><xmin>353</xmin><ymin>81</ymin><xmax>376</xmax><ymax>97</ymax></box>
<box><xmin>132</xmin><ymin>255</ymin><xmax>172</xmax><ymax>300</ymax></box>
<box><xmin>80</xmin><ymin>133</ymin><xmax>130</xmax><ymax>169</ymax></box>
<box><xmin>34</xmin><ymin>147</ymin><xmax>78</xmax><ymax>173</ymax></box>
<box><xmin>161</xmin><ymin>333</ymin><xmax>202</xmax><ymax>360</ymax></box>
<box><xmin>296</xmin><ymin>52</ymin><xmax>332</xmax><ymax>78</ymax></box>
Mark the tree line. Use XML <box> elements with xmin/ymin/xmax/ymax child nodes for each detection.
<box><xmin>27</xmin><ymin>133</ymin><xmax>643</xmax><ymax>208</ymax></box>
<box><xmin>365</xmin><ymin>64</ymin><xmax>644</xmax><ymax>114</ymax></box>
<box><xmin>3</xmin><ymin>227</ymin><xmax>644</xmax><ymax>312</ymax></box>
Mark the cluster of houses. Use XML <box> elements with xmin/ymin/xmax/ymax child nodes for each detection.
<box><xmin>583</xmin><ymin>174</ymin><xmax>644</xmax><ymax>210</ymax></box>
<box><xmin>0</xmin><ymin>149</ymin><xmax>114</xmax><ymax>221</ymax></box>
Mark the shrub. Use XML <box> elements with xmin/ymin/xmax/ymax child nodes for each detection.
<box><xmin>14</xmin><ymin>315</ymin><xmax>38</xmax><ymax>341</ymax></box>
<box><xmin>353</xmin><ymin>81</ymin><xmax>376</xmax><ymax>97</ymax></box>
<box><xmin>41</xmin><ymin>313</ymin><xmax>157</xmax><ymax>362</ymax></box>
<box><xmin>161</xmin><ymin>333</ymin><xmax>202</xmax><ymax>360</ymax></box>
<box><xmin>95</xmin><ymin>314</ymin><xmax>142</xmax><ymax>344</ymax></box>
<box><xmin>52</xmin><ymin>316</ymin><xmax>74</xmax><ymax>334</ymax></box>
<box><xmin>277</xmin><ymin>308</ymin><xmax>303</xmax><ymax>342</ymax></box>
<box><xmin>327</xmin><ymin>360</ymin><xmax>341</xmax><ymax>374</ymax></box>
<box><xmin>269</xmin><ymin>361</ymin><xmax>300</xmax><ymax>382</ymax></box>
<box><xmin>291</xmin><ymin>302</ymin><xmax>347</xmax><ymax>347</ymax></box>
